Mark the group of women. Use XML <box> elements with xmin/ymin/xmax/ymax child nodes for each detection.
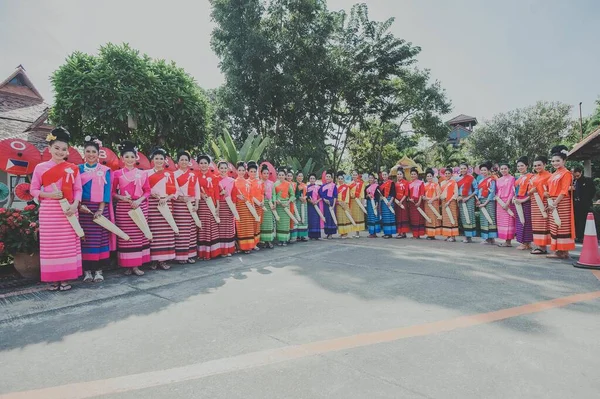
<box><xmin>30</xmin><ymin>128</ymin><xmax>576</xmax><ymax>292</ymax></box>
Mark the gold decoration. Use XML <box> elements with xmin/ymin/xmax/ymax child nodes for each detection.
<box><xmin>46</xmin><ymin>133</ymin><xmax>57</xmax><ymax>142</ymax></box>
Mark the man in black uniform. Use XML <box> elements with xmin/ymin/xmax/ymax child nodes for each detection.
<box><xmin>572</xmin><ymin>166</ymin><xmax>596</xmax><ymax>243</ymax></box>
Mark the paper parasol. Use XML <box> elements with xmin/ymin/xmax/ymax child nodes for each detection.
<box><xmin>42</xmin><ymin>147</ymin><xmax>83</xmax><ymax>165</ymax></box>
<box><xmin>14</xmin><ymin>182</ymin><xmax>34</xmax><ymax>201</ymax></box>
<box><xmin>0</xmin><ymin>138</ymin><xmax>41</xmax><ymax>175</ymax></box>
<box><xmin>188</xmin><ymin>158</ymin><xmax>199</xmax><ymax>171</ymax></box>
<box><xmin>98</xmin><ymin>147</ymin><xmax>119</xmax><ymax>171</ymax></box>
<box><xmin>260</xmin><ymin>161</ymin><xmax>277</xmax><ymax>182</ymax></box>
<box><xmin>119</xmin><ymin>151</ymin><xmax>151</xmax><ymax>170</ymax></box>
<box><xmin>0</xmin><ymin>182</ymin><xmax>8</xmax><ymax>202</ymax></box>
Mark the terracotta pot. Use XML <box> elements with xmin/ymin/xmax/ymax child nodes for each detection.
<box><xmin>13</xmin><ymin>252</ymin><xmax>40</xmax><ymax>279</ymax></box>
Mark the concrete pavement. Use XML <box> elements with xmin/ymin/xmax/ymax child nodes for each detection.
<box><xmin>0</xmin><ymin>237</ymin><xmax>599</xmax><ymax>398</ymax></box>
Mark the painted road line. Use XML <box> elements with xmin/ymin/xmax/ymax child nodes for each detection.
<box><xmin>2</xmin><ymin>290</ymin><xmax>600</xmax><ymax>399</ymax></box>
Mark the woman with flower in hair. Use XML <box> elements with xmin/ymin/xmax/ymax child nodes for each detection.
<box><xmin>30</xmin><ymin>127</ymin><xmax>83</xmax><ymax>291</ymax></box>
<box><xmin>378</xmin><ymin>171</ymin><xmax>396</xmax><ymax>239</ymax></box>
<box><xmin>407</xmin><ymin>168</ymin><xmax>425</xmax><ymax>239</ymax></box>
<box><xmin>349</xmin><ymin>170</ymin><xmax>365</xmax><ymax>238</ymax></box>
<box><xmin>423</xmin><ymin>168</ymin><xmax>441</xmax><ymax>239</ymax></box>
<box><xmin>78</xmin><ymin>136</ymin><xmax>111</xmax><ymax>282</ymax></box>
<box><xmin>306</xmin><ymin>173</ymin><xmax>322</xmax><ymax>240</ymax></box>
<box><xmin>513</xmin><ymin>157</ymin><xmax>533</xmax><ymax>250</ymax></box>
<box><xmin>197</xmin><ymin>154</ymin><xmax>221</xmax><ymax>260</ymax></box>
<box><xmin>319</xmin><ymin>171</ymin><xmax>338</xmax><ymax>239</ymax></box>
<box><xmin>529</xmin><ymin>156</ymin><xmax>552</xmax><ymax>255</ymax></box>
<box><xmin>112</xmin><ymin>141</ymin><xmax>151</xmax><ymax>276</ymax></box>
<box><xmin>476</xmin><ymin>162</ymin><xmax>498</xmax><ymax>245</ymax></box>
<box><xmin>286</xmin><ymin>170</ymin><xmax>299</xmax><ymax>243</ymax></box>
<box><xmin>259</xmin><ymin>164</ymin><xmax>276</xmax><ymax>248</ymax></box>
<box><xmin>173</xmin><ymin>151</ymin><xmax>199</xmax><ymax>264</ymax></box>
<box><xmin>440</xmin><ymin>167</ymin><xmax>459</xmax><ymax>241</ymax></box>
<box><xmin>147</xmin><ymin>148</ymin><xmax>178</xmax><ymax>269</ymax></box>
<box><xmin>545</xmin><ymin>145</ymin><xmax>575</xmax><ymax>259</ymax></box>
<box><xmin>496</xmin><ymin>162</ymin><xmax>516</xmax><ymax>247</ymax></box>
<box><xmin>365</xmin><ymin>172</ymin><xmax>381</xmax><ymax>238</ymax></box>
<box><xmin>295</xmin><ymin>172</ymin><xmax>309</xmax><ymax>241</ymax></box>
<box><xmin>335</xmin><ymin>171</ymin><xmax>352</xmax><ymax>238</ymax></box>
<box><xmin>234</xmin><ymin>162</ymin><xmax>256</xmax><ymax>253</ymax></box>
<box><xmin>275</xmin><ymin>168</ymin><xmax>295</xmax><ymax>244</ymax></box>
<box><xmin>393</xmin><ymin>169</ymin><xmax>410</xmax><ymax>239</ymax></box>
<box><xmin>247</xmin><ymin>161</ymin><xmax>263</xmax><ymax>248</ymax></box>
<box><xmin>457</xmin><ymin>163</ymin><xmax>477</xmax><ymax>243</ymax></box>
<box><xmin>216</xmin><ymin>160</ymin><xmax>237</xmax><ymax>256</ymax></box>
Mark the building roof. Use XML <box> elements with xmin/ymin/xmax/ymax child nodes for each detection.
<box><xmin>0</xmin><ymin>65</ymin><xmax>51</xmax><ymax>142</ymax></box>
<box><xmin>446</xmin><ymin>114</ymin><xmax>478</xmax><ymax>126</ymax></box>
<box><xmin>568</xmin><ymin>128</ymin><xmax>600</xmax><ymax>161</ymax></box>
<box><xmin>448</xmin><ymin>125</ymin><xmax>472</xmax><ymax>140</ymax></box>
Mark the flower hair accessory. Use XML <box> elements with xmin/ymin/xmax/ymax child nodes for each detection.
<box><xmin>46</xmin><ymin>133</ymin><xmax>57</xmax><ymax>142</ymax></box>
<box><xmin>94</xmin><ymin>139</ymin><xmax>103</xmax><ymax>147</ymax></box>
<box><xmin>561</xmin><ymin>149</ymin><xmax>568</xmax><ymax>155</ymax></box>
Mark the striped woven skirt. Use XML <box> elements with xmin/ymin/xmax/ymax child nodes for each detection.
<box><xmin>549</xmin><ymin>195</ymin><xmax>575</xmax><ymax>251</ymax></box>
<box><xmin>514</xmin><ymin>196</ymin><xmax>533</xmax><ymax>244</ymax></box>
<box><xmin>380</xmin><ymin>198</ymin><xmax>396</xmax><ymax>236</ymax></box>
<box><xmin>173</xmin><ymin>200</ymin><xmax>197</xmax><ymax>261</ymax></box>
<box><xmin>531</xmin><ymin>194</ymin><xmax>550</xmax><ymax>247</ymax></box>
<box><xmin>38</xmin><ymin>199</ymin><xmax>82</xmax><ymax>282</ymax></box>
<box><xmin>218</xmin><ymin>201</ymin><xmax>236</xmax><ymax>256</ymax></box>
<box><xmin>441</xmin><ymin>200</ymin><xmax>459</xmax><ymax>237</ymax></box>
<box><xmin>307</xmin><ymin>203</ymin><xmax>322</xmax><ymax>239</ymax></box>
<box><xmin>260</xmin><ymin>204</ymin><xmax>275</xmax><ymax>242</ymax></box>
<box><xmin>395</xmin><ymin>201</ymin><xmax>410</xmax><ymax>234</ymax></box>
<box><xmin>115</xmin><ymin>200</ymin><xmax>150</xmax><ymax>268</ymax></box>
<box><xmin>80</xmin><ymin>200</ymin><xmax>110</xmax><ymax>270</ymax></box>
<box><xmin>336</xmin><ymin>205</ymin><xmax>353</xmax><ymax>235</ymax></box>
<box><xmin>198</xmin><ymin>201</ymin><xmax>221</xmax><ymax>259</ymax></box>
<box><xmin>254</xmin><ymin>205</ymin><xmax>263</xmax><ymax>245</ymax></box>
<box><xmin>367</xmin><ymin>199</ymin><xmax>381</xmax><ymax>235</ymax></box>
<box><xmin>148</xmin><ymin>197</ymin><xmax>176</xmax><ymax>262</ymax></box>
<box><xmin>276</xmin><ymin>204</ymin><xmax>292</xmax><ymax>241</ymax></box>
<box><xmin>296</xmin><ymin>202</ymin><xmax>309</xmax><ymax>238</ymax></box>
<box><xmin>496</xmin><ymin>198</ymin><xmax>515</xmax><ymax>240</ymax></box>
<box><xmin>408</xmin><ymin>201</ymin><xmax>425</xmax><ymax>238</ymax></box>
<box><xmin>323</xmin><ymin>203</ymin><xmax>337</xmax><ymax>236</ymax></box>
<box><xmin>425</xmin><ymin>200</ymin><xmax>442</xmax><ymax>237</ymax></box>
<box><xmin>479</xmin><ymin>200</ymin><xmax>498</xmax><ymax>239</ymax></box>
<box><xmin>236</xmin><ymin>201</ymin><xmax>256</xmax><ymax>251</ymax></box>
<box><xmin>290</xmin><ymin>202</ymin><xmax>298</xmax><ymax>241</ymax></box>
<box><xmin>459</xmin><ymin>197</ymin><xmax>476</xmax><ymax>237</ymax></box>
<box><xmin>350</xmin><ymin>199</ymin><xmax>365</xmax><ymax>233</ymax></box>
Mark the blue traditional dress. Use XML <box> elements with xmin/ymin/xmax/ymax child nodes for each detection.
<box><xmin>319</xmin><ymin>182</ymin><xmax>338</xmax><ymax>236</ymax></box>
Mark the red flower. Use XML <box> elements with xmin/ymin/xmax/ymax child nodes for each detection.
<box><xmin>0</xmin><ymin>208</ymin><xmax>6</xmax><ymax>214</ymax></box>
<box><xmin>7</xmin><ymin>216</ymin><xmax>13</xmax><ymax>223</ymax></box>
<box><xmin>29</xmin><ymin>222</ymin><xmax>37</xmax><ymax>228</ymax></box>
<box><xmin>24</xmin><ymin>204</ymin><xmax>36</xmax><ymax>211</ymax></box>
<box><xmin>12</xmin><ymin>212</ymin><xmax>20</xmax><ymax>217</ymax></box>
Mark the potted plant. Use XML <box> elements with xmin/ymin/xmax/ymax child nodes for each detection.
<box><xmin>0</xmin><ymin>204</ymin><xmax>40</xmax><ymax>278</ymax></box>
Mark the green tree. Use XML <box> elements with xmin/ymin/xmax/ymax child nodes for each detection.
<box><xmin>51</xmin><ymin>43</ymin><xmax>209</xmax><ymax>152</ymax></box>
<box><xmin>465</xmin><ymin>101</ymin><xmax>574</xmax><ymax>164</ymax></box>
<box><xmin>432</xmin><ymin>144</ymin><xmax>464</xmax><ymax>167</ymax></box>
<box><xmin>210</xmin><ymin>130</ymin><xmax>270</xmax><ymax>164</ymax></box>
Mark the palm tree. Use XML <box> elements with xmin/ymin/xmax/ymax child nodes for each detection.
<box><xmin>210</xmin><ymin>130</ymin><xmax>270</xmax><ymax>164</ymax></box>
<box><xmin>433</xmin><ymin>144</ymin><xmax>463</xmax><ymax>167</ymax></box>
<box><xmin>285</xmin><ymin>156</ymin><xmax>324</xmax><ymax>177</ymax></box>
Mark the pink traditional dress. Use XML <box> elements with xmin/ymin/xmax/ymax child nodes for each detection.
<box><xmin>174</xmin><ymin>168</ymin><xmax>200</xmax><ymax>261</ymax></box>
<box><xmin>112</xmin><ymin>167</ymin><xmax>151</xmax><ymax>268</ymax></box>
<box><xmin>78</xmin><ymin>162</ymin><xmax>112</xmax><ymax>271</ymax></box>
<box><xmin>217</xmin><ymin>175</ymin><xmax>238</xmax><ymax>256</ymax></box>
<box><xmin>30</xmin><ymin>160</ymin><xmax>83</xmax><ymax>282</ymax></box>
<box><xmin>496</xmin><ymin>174</ymin><xmax>516</xmax><ymax>240</ymax></box>
<box><xmin>147</xmin><ymin>169</ymin><xmax>179</xmax><ymax>262</ymax></box>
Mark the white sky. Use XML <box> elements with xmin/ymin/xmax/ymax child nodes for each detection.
<box><xmin>1</xmin><ymin>0</ymin><xmax>598</xmax><ymax>122</ymax></box>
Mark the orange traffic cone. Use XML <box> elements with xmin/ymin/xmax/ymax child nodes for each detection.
<box><xmin>573</xmin><ymin>212</ymin><xmax>600</xmax><ymax>269</ymax></box>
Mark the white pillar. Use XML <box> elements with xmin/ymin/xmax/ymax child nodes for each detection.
<box><xmin>584</xmin><ymin>159</ymin><xmax>592</xmax><ymax>177</ymax></box>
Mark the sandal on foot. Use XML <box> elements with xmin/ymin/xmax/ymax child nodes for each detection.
<box><xmin>93</xmin><ymin>271</ymin><xmax>104</xmax><ymax>282</ymax></box>
<box><xmin>59</xmin><ymin>283</ymin><xmax>72</xmax><ymax>291</ymax></box>
<box><xmin>497</xmin><ymin>243</ymin><xmax>512</xmax><ymax>248</ymax></box>
<box><xmin>149</xmin><ymin>263</ymin><xmax>157</xmax><ymax>270</ymax></box>
<box><xmin>48</xmin><ymin>284</ymin><xmax>60</xmax><ymax>291</ymax></box>
<box><xmin>530</xmin><ymin>248</ymin><xmax>547</xmax><ymax>255</ymax></box>
<box><xmin>187</xmin><ymin>258</ymin><xmax>196</xmax><ymax>264</ymax></box>
<box><xmin>83</xmin><ymin>271</ymin><xmax>93</xmax><ymax>282</ymax></box>
<box><xmin>133</xmin><ymin>268</ymin><xmax>145</xmax><ymax>276</ymax></box>
<box><xmin>124</xmin><ymin>269</ymin><xmax>133</xmax><ymax>276</ymax></box>
<box><xmin>178</xmin><ymin>260</ymin><xmax>188</xmax><ymax>264</ymax></box>
<box><xmin>158</xmin><ymin>262</ymin><xmax>171</xmax><ymax>270</ymax></box>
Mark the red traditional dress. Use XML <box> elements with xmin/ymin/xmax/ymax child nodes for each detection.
<box><xmin>394</xmin><ymin>178</ymin><xmax>410</xmax><ymax>234</ymax></box>
<box><xmin>547</xmin><ymin>167</ymin><xmax>575</xmax><ymax>252</ymax></box>
<box><xmin>197</xmin><ymin>171</ymin><xmax>221</xmax><ymax>259</ymax></box>
<box><xmin>174</xmin><ymin>168</ymin><xmax>200</xmax><ymax>261</ymax></box>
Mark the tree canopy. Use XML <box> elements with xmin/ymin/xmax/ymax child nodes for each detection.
<box><xmin>51</xmin><ymin>43</ymin><xmax>209</xmax><ymax>152</ymax></box>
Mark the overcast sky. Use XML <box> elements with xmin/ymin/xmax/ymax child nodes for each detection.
<box><xmin>1</xmin><ymin>0</ymin><xmax>598</xmax><ymax>122</ymax></box>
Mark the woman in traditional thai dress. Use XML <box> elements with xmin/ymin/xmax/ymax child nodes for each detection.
<box><xmin>112</xmin><ymin>141</ymin><xmax>151</xmax><ymax>276</ymax></box>
<box><xmin>335</xmin><ymin>171</ymin><xmax>352</xmax><ymax>238</ymax></box>
<box><xmin>319</xmin><ymin>171</ymin><xmax>338</xmax><ymax>239</ymax></box>
<box><xmin>247</xmin><ymin>162</ymin><xmax>263</xmax><ymax>249</ymax></box>
<box><xmin>173</xmin><ymin>151</ymin><xmax>199</xmax><ymax>264</ymax></box>
<box><xmin>440</xmin><ymin>167</ymin><xmax>459</xmax><ymax>241</ymax></box>
<box><xmin>496</xmin><ymin>162</ymin><xmax>516</xmax><ymax>247</ymax></box>
<box><xmin>197</xmin><ymin>155</ymin><xmax>221</xmax><ymax>260</ymax></box>
<box><xmin>457</xmin><ymin>163</ymin><xmax>477</xmax><ymax>243</ymax></box>
<box><xmin>393</xmin><ymin>169</ymin><xmax>410</xmax><ymax>239</ymax></box>
<box><xmin>147</xmin><ymin>148</ymin><xmax>178</xmax><ymax>270</ymax></box>
<box><xmin>79</xmin><ymin>136</ymin><xmax>111</xmax><ymax>283</ymax></box>
<box><xmin>378</xmin><ymin>171</ymin><xmax>396</xmax><ymax>239</ymax></box>
<box><xmin>306</xmin><ymin>173</ymin><xmax>322</xmax><ymax>240</ymax></box>
<box><xmin>259</xmin><ymin>164</ymin><xmax>276</xmax><ymax>248</ymax></box>
<box><xmin>348</xmin><ymin>171</ymin><xmax>365</xmax><ymax>238</ymax></box>
<box><xmin>545</xmin><ymin>145</ymin><xmax>576</xmax><ymax>259</ymax></box>
<box><xmin>407</xmin><ymin>168</ymin><xmax>425</xmax><ymax>239</ymax></box>
<box><xmin>423</xmin><ymin>168</ymin><xmax>442</xmax><ymax>240</ymax></box>
<box><xmin>30</xmin><ymin>127</ymin><xmax>82</xmax><ymax>291</ymax></box>
<box><xmin>295</xmin><ymin>172</ymin><xmax>309</xmax><ymax>241</ymax></box>
<box><xmin>513</xmin><ymin>157</ymin><xmax>533</xmax><ymax>250</ymax></box>
<box><xmin>287</xmin><ymin>171</ymin><xmax>298</xmax><ymax>243</ymax></box>
<box><xmin>216</xmin><ymin>160</ymin><xmax>237</xmax><ymax>257</ymax></box>
<box><xmin>234</xmin><ymin>162</ymin><xmax>256</xmax><ymax>253</ymax></box>
<box><xmin>476</xmin><ymin>162</ymin><xmax>498</xmax><ymax>245</ymax></box>
<box><xmin>275</xmin><ymin>168</ymin><xmax>295</xmax><ymax>245</ymax></box>
<box><xmin>365</xmin><ymin>172</ymin><xmax>381</xmax><ymax>238</ymax></box>
<box><xmin>529</xmin><ymin>156</ymin><xmax>552</xmax><ymax>255</ymax></box>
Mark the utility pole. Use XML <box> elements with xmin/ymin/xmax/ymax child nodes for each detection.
<box><xmin>579</xmin><ymin>102</ymin><xmax>583</xmax><ymax>139</ymax></box>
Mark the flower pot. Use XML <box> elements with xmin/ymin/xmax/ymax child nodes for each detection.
<box><xmin>13</xmin><ymin>252</ymin><xmax>40</xmax><ymax>279</ymax></box>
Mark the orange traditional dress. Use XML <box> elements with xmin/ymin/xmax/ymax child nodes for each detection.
<box><xmin>440</xmin><ymin>178</ymin><xmax>459</xmax><ymax>237</ymax></box>
<box><xmin>547</xmin><ymin>167</ymin><xmax>575</xmax><ymax>252</ymax></box>
<box><xmin>530</xmin><ymin>170</ymin><xmax>552</xmax><ymax>247</ymax></box>
<box><xmin>424</xmin><ymin>181</ymin><xmax>441</xmax><ymax>237</ymax></box>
